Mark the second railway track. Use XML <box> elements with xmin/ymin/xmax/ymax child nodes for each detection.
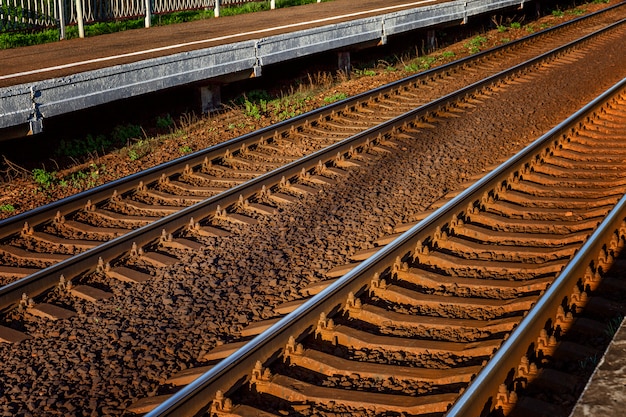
<box><xmin>146</xmin><ymin>74</ymin><xmax>626</xmax><ymax>417</ymax></box>
<box><xmin>0</xmin><ymin>3</ymin><xmax>625</xmax><ymax>416</ymax></box>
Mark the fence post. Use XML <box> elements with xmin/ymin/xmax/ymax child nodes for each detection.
<box><xmin>270</xmin><ymin>0</ymin><xmax>275</xmax><ymax>9</ymax></box>
<box><xmin>75</xmin><ymin>0</ymin><xmax>85</xmax><ymax>38</ymax></box>
<box><xmin>144</xmin><ymin>0</ymin><xmax>151</xmax><ymax>27</ymax></box>
<box><xmin>214</xmin><ymin>0</ymin><xmax>220</xmax><ymax>17</ymax></box>
<box><xmin>58</xmin><ymin>0</ymin><xmax>66</xmax><ymax>40</ymax></box>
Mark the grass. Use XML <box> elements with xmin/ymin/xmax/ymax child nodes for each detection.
<box><xmin>464</xmin><ymin>35</ymin><xmax>488</xmax><ymax>54</ymax></box>
<box><xmin>551</xmin><ymin>9</ymin><xmax>565</xmax><ymax>18</ymax></box>
<box><xmin>32</xmin><ymin>168</ymin><xmax>57</xmax><ymax>189</ymax></box>
<box><xmin>32</xmin><ymin>163</ymin><xmax>105</xmax><ymax>191</ymax></box>
<box><xmin>0</xmin><ymin>0</ymin><xmax>329</xmax><ymax>49</ymax></box>
<box><xmin>323</xmin><ymin>92</ymin><xmax>348</xmax><ymax>104</ymax></box>
<box><xmin>0</xmin><ymin>204</ymin><xmax>16</xmax><ymax>213</ymax></box>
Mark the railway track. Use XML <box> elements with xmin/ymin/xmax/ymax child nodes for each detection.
<box><xmin>0</xmin><ymin>2</ymin><xmax>624</xmax><ymax>323</ymax></box>
<box><xmin>0</xmin><ymin>4</ymin><xmax>624</xmax><ymax>416</ymax></box>
<box><xmin>142</xmin><ymin>77</ymin><xmax>626</xmax><ymax>417</ymax></box>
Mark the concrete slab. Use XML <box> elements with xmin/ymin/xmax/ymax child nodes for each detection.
<box><xmin>570</xmin><ymin>318</ymin><xmax>626</xmax><ymax>417</ymax></box>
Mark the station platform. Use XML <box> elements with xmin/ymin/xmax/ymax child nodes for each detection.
<box><xmin>570</xmin><ymin>317</ymin><xmax>626</xmax><ymax>416</ymax></box>
<box><xmin>0</xmin><ymin>0</ymin><xmax>527</xmax><ymax>137</ymax></box>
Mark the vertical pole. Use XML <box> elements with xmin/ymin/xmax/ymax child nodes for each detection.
<box><xmin>144</xmin><ymin>0</ymin><xmax>151</xmax><ymax>27</ymax></box>
<box><xmin>214</xmin><ymin>0</ymin><xmax>219</xmax><ymax>17</ymax></box>
<box><xmin>58</xmin><ymin>0</ymin><xmax>66</xmax><ymax>40</ymax></box>
<box><xmin>270</xmin><ymin>0</ymin><xmax>275</xmax><ymax>9</ymax></box>
<box><xmin>338</xmin><ymin>51</ymin><xmax>351</xmax><ymax>77</ymax></box>
<box><xmin>75</xmin><ymin>0</ymin><xmax>84</xmax><ymax>38</ymax></box>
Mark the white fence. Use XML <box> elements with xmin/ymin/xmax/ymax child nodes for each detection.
<box><xmin>0</xmin><ymin>0</ymin><xmax>269</xmax><ymax>32</ymax></box>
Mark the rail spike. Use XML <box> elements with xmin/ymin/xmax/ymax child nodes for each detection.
<box><xmin>22</xmin><ymin>222</ymin><xmax>33</xmax><ymax>236</ymax></box>
<box><xmin>345</xmin><ymin>292</ymin><xmax>362</xmax><ymax>310</ymax></box>
<box><xmin>211</xmin><ymin>390</ymin><xmax>233</xmax><ymax>413</ymax></box>
<box><xmin>53</xmin><ymin>211</ymin><xmax>65</xmax><ymax>226</ymax></box>
<box><xmin>251</xmin><ymin>361</ymin><xmax>271</xmax><ymax>383</ymax></box>
<box><xmin>19</xmin><ymin>293</ymin><xmax>34</xmax><ymax>311</ymax></box>
<box><xmin>495</xmin><ymin>384</ymin><xmax>518</xmax><ymax>413</ymax></box>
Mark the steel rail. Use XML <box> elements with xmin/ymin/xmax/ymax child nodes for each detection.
<box><xmin>445</xmin><ymin>76</ymin><xmax>626</xmax><ymax>417</ymax></box>
<box><xmin>143</xmin><ymin>56</ymin><xmax>626</xmax><ymax>417</ymax></box>
<box><xmin>0</xmin><ymin>16</ymin><xmax>622</xmax><ymax>315</ymax></box>
<box><xmin>0</xmin><ymin>2</ymin><xmax>620</xmax><ymax>239</ymax></box>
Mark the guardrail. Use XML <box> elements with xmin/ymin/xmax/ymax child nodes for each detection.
<box><xmin>0</xmin><ymin>0</ymin><xmax>317</xmax><ymax>38</ymax></box>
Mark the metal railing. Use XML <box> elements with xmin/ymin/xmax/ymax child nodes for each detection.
<box><xmin>0</xmin><ymin>0</ymin><xmax>299</xmax><ymax>36</ymax></box>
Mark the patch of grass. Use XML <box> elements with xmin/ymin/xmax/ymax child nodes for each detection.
<box><xmin>500</xmin><ymin>38</ymin><xmax>511</xmax><ymax>44</ymax></box>
<box><xmin>404</xmin><ymin>56</ymin><xmax>436</xmax><ymax>72</ymax></box>
<box><xmin>56</xmin><ymin>133</ymin><xmax>112</xmax><ymax>159</ymax></box>
<box><xmin>526</xmin><ymin>25</ymin><xmax>535</xmax><ymax>33</ymax></box>
<box><xmin>441</xmin><ymin>51</ymin><xmax>455</xmax><ymax>59</ymax></box>
<box><xmin>32</xmin><ymin>168</ymin><xmax>57</xmax><ymax>189</ymax></box>
<box><xmin>127</xmin><ymin>149</ymin><xmax>140</xmax><ymax>161</ymax></box>
<box><xmin>112</xmin><ymin>123</ymin><xmax>143</xmax><ymax>144</ymax></box>
<box><xmin>323</xmin><ymin>92</ymin><xmax>348</xmax><ymax>104</ymax></box>
<box><xmin>592</xmin><ymin>0</ymin><xmax>609</xmax><ymax>3</ymax></box>
<box><xmin>243</xmin><ymin>100</ymin><xmax>263</xmax><ymax>120</ymax></box>
<box><xmin>355</xmin><ymin>68</ymin><xmax>376</xmax><ymax>77</ymax></box>
<box><xmin>509</xmin><ymin>22</ymin><xmax>522</xmax><ymax>29</ymax></box>
<box><xmin>605</xmin><ymin>315</ymin><xmax>624</xmax><ymax>338</ymax></box>
<box><xmin>464</xmin><ymin>35</ymin><xmax>488</xmax><ymax>54</ymax></box>
<box><xmin>551</xmin><ymin>9</ymin><xmax>565</xmax><ymax>18</ymax></box>
<box><xmin>578</xmin><ymin>354</ymin><xmax>600</xmax><ymax>371</ymax></box>
<box><xmin>567</xmin><ymin>8</ymin><xmax>586</xmax><ymax>16</ymax></box>
<box><xmin>156</xmin><ymin>114</ymin><xmax>174</xmax><ymax>130</ymax></box>
<box><xmin>179</xmin><ymin>145</ymin><xmax>193</xmax><ymax>154</ymax></box>
<box><xmin>497</xmin><ymin>25</ymin><xmax>507</xmax><ymax>33</ymax></box>
<box><xmin>124</xmin><ymin>138</ymin><xmax>151</xmax><ymax>161</ymax></box>
<box><xmin>155</xmin><ymin>9</ymin><xmax>213</xmax><ymax>25</ymax></box>
<box><xmin>0</xmin><ymin>204</ymin><xmax>15</xmax><ymax>213</ymax></box>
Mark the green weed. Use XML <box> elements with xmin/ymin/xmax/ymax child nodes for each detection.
<box><xmin>56</xmin><ymin>133</ymin><xmax>111</xmax><ymax>158</ymax></box>
<box><xmin>113</xmin><ymin>124</ymin><xmax>142</xmax><ymax>143</ymax></box>
<box><xmin>605</xmin><ymin>315</ymin><xmax>624</xmax><ymax>338</ymax></box>
<box><xmin>441</xmin><ymin>51</ymin><xmax>455</xmax><ymax>59</ymax></box>
<box><xmin>497</xmin><ymin>25</ymin><xmax>507</xmax><ymax>33</ymax></box>
<box><xmin>355</xmin><ymin>69</ymin><xmax>376</xmax><ymax>77</ymax></box>
<box><xmin>567</xmin><ymin>8</ymin><xmax>586</xmax><ymax>16</ymax></box>
<box><xmin>0</xmin><ymin>204</ymin><xmax>15</xmax><ymax>213</ymax></box>
<box><xmin>464</xmin><ymin>35</ymin><xmax>488</xmax><ymax>54</ymax></box>
<box><xmin>179</xmin><ymin>145</ymin><xmax>193</xmax><ymax>154</ymax></box>
<box><xmin>551</xmin><ymin>9</ymin><xmax>565</xmax><ymax>17</ymax></box>
<box><xmin>156</xmin><ymin>114</ymin><xmax>174</xmax><ymax>129</ymax></box>
<box><xmin>510</xmin><ymin>22</ymin><xmax>522</xmax><ymax>29</ymax></box>
<box><xmin>323</xmin><ymin>92</ymin><xmax>348</xmax><ymax>104</ymax></box>
<box><xmin>404</xmin><ymin>56</ymin><xmax>436</xmax><ymax>72</ymax></box>
<box><xmin>128</xmin><ymin>149</ymin><xmax>140</xmax><ymax>161</ymax></box>
<box><xmin>578</xmin><ymin>354</ymin><xmax>600</xmax><ymax>371</ymax></box>
<box><xmin>32</xmin><ymin>168</ymin><xmax>57</xmax><ymax>189</ymax></box>
<box><xmin>244</xmin><ymin>100</ymin><xmax>262</xmax><ymax>120</ymax></box>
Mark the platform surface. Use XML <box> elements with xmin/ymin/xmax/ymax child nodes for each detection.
<box><xmin>570</xmin><ymin>318</ymin><xmax>626</xmax><ymax>417</ymax></box>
